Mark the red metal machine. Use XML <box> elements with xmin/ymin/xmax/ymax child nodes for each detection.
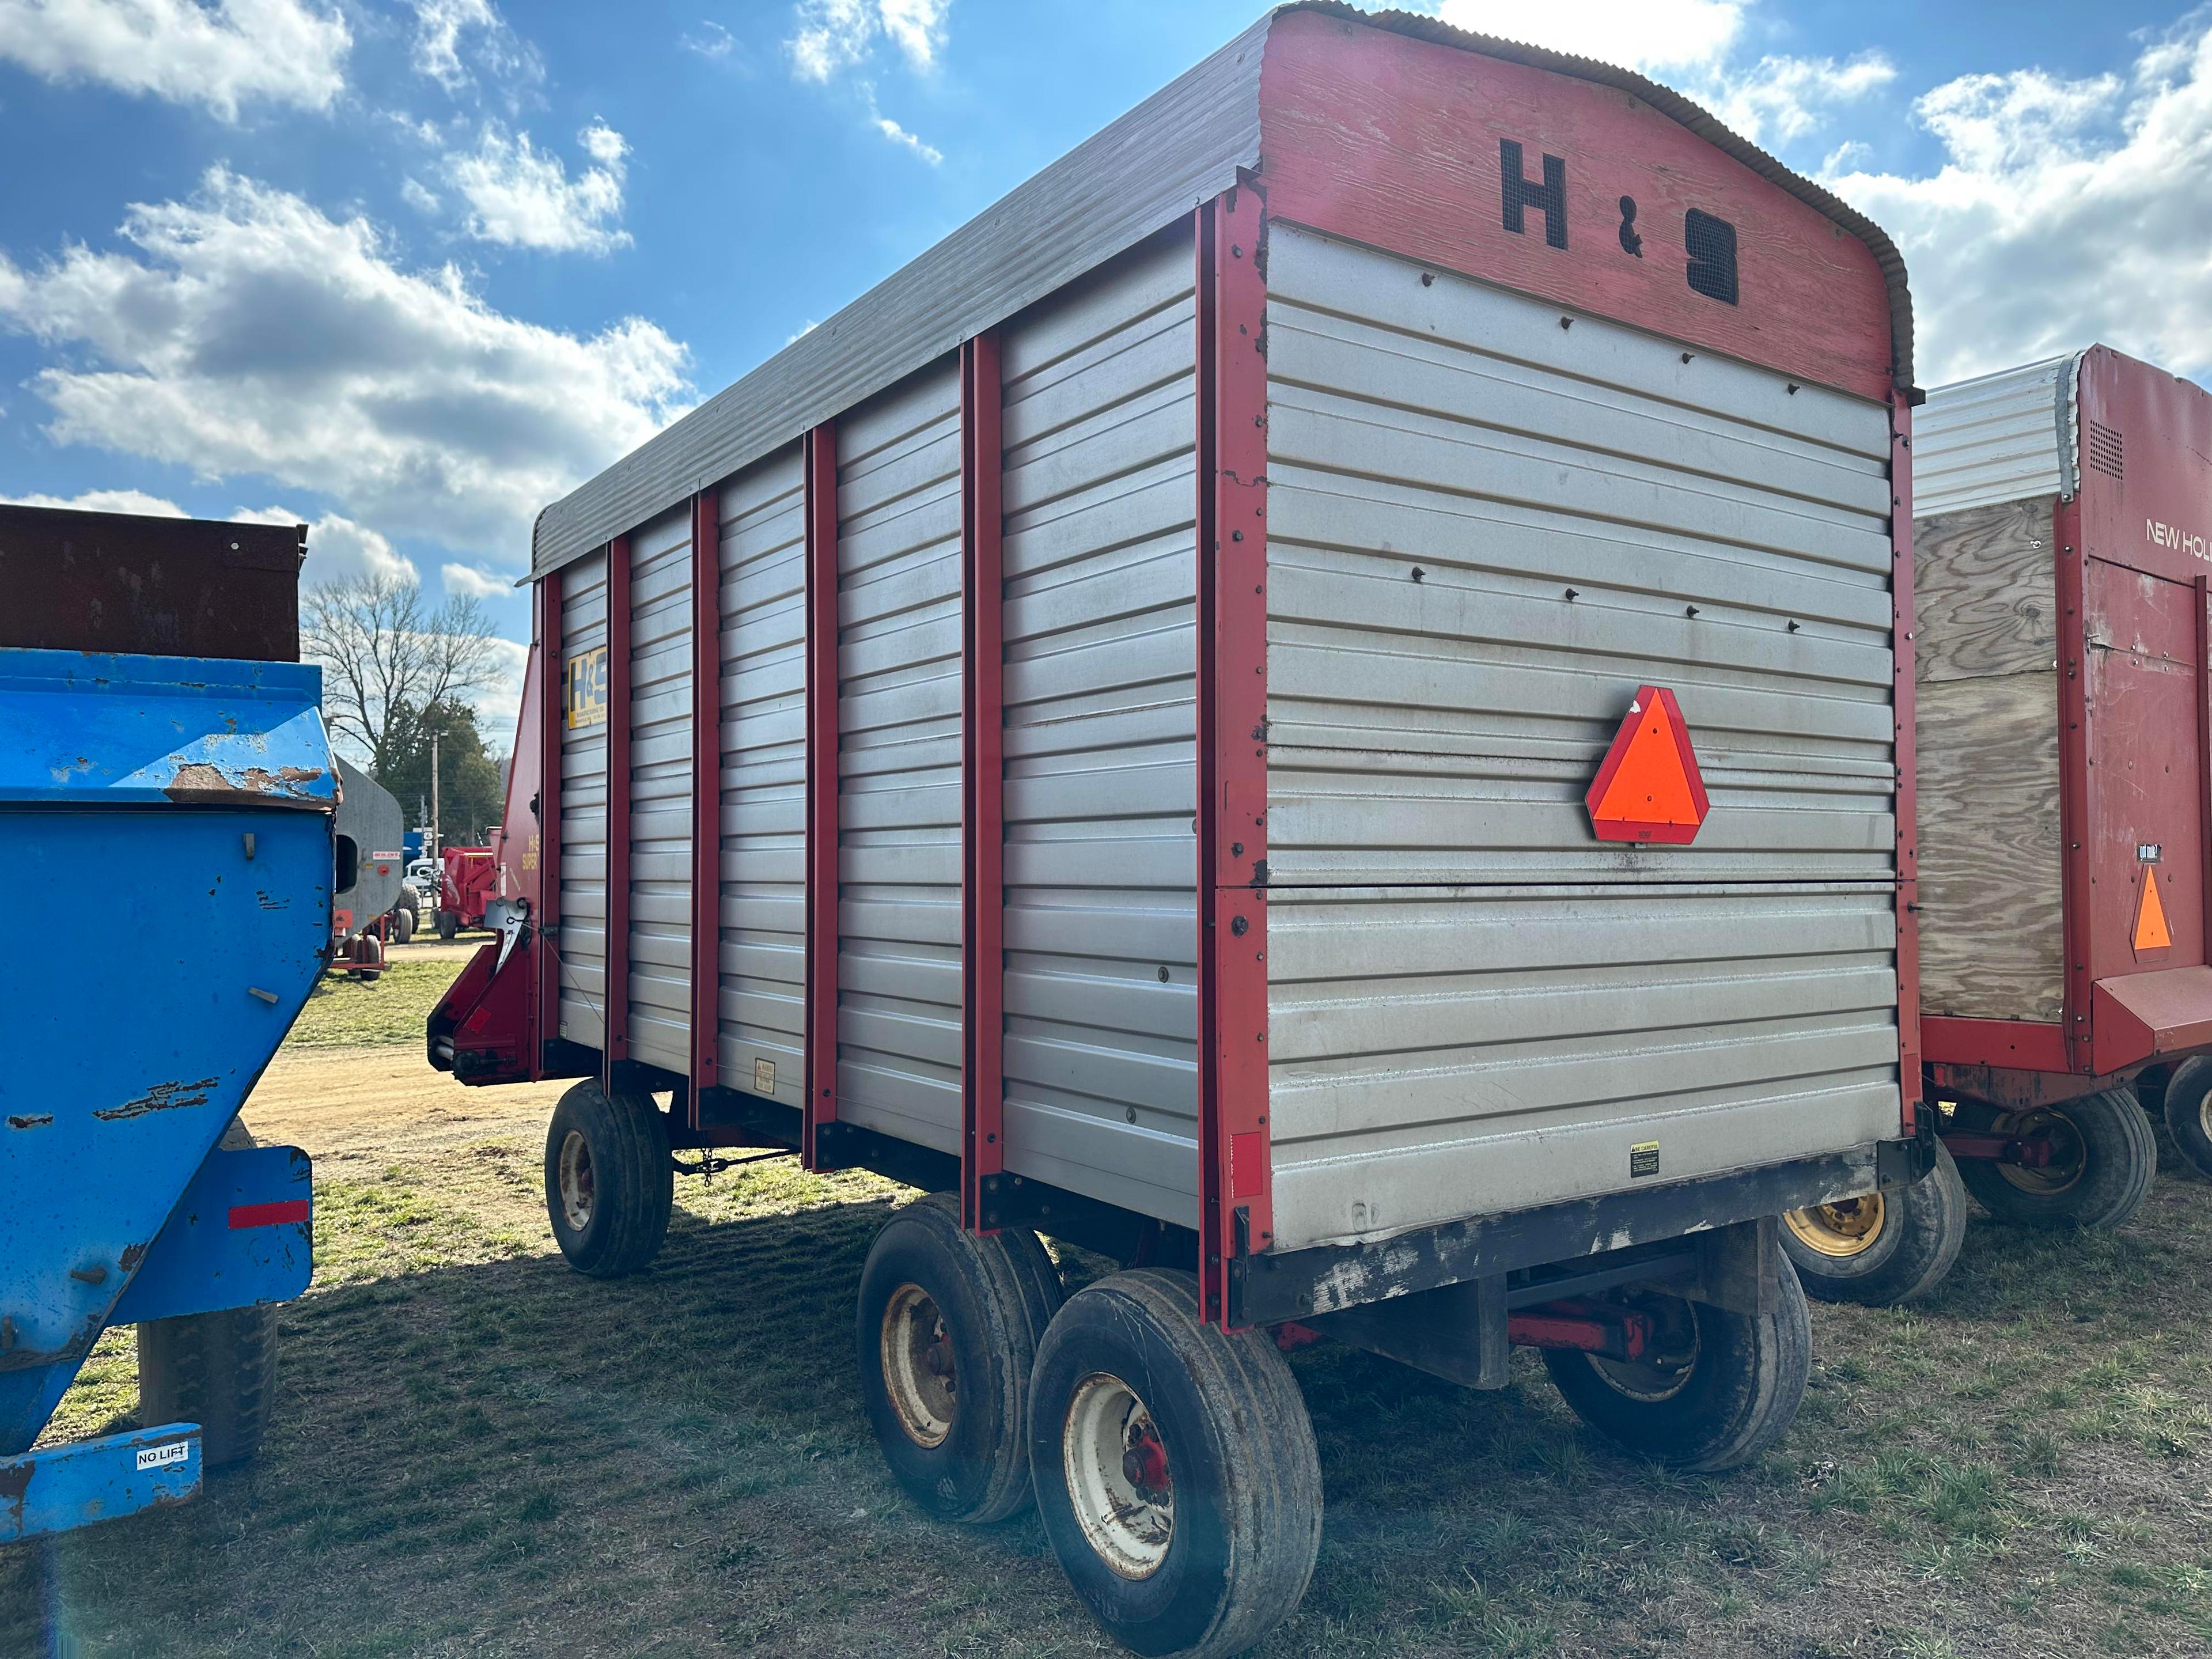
<box><xmin>1783</xmin><ymin>347</ymin><xmax>2212</xmax><ymax>1302</ymax></box>
<box><xmin>434</xmin><ymin>842</ymin><xmax>499</xmax><ymax>938</ymax></box>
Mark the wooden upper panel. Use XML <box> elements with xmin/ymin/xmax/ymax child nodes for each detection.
<box><xmin>1258</xmin><ymin>8</ymin><xmax>1896</xmax><ymax>403</ymax></box>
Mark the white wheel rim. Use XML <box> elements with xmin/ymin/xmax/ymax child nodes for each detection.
<box><xmin>557</xmin><ymin>1129</ymin><xmax>595</xmax><ymax>1232</ymax></box>
<box><xmin>1063</xmin><ymin>1372</ymin><xmax>1174</xmax><ymax>1580</ymax></box>
<box><xmin>2198</xmin><ymin>1092</ymin><xmax>2212</xmax><ymax>1142</ymax></box>
<box><xmin>1585</xmin><ymin>1310</ymin><xmax>1700</xmax><ymax>1403</ymax></box>
<box><xmin>880</xmin><ymin>1284</ymin><xmax>957</xmax><ymax>1449</ymax></box>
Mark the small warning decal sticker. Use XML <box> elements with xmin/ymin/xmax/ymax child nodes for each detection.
<box><xmin>1630</xmin><ymin>1141</ymin><xmax>1661</xmax><ymax>1179</ymax></box>
<box><xmin>136</xmin><ymin>1441</ymin><xmax>191</xmax><ymax>1473</ymax></box>
<box><xmin>1586</xmin><ymin>686</ymin><xmax>1710</xmax><ymax>845</ymax></box>
<box><xmin>754</xmin><ymin>1057</ymin><xmax>777</xmax><ymax>1095</ymax></box>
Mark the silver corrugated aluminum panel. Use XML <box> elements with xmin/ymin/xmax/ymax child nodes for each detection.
<box><xmin>834</xmin><ymin>363</ymin><xmax>966</xmax><ymax>1154</ymax></box>
<box><xmin>1263</xmin><ymin>226</ymin><xmax>1902</xmax><ymax>1251</ymax></box>
<box><xmin>625</xmin><ymin>504</ymin><xmax>695</xmax><ymax>1075</ymax></box>
<box><xmin>529</xmin><ymin>16</ymin><xmax>1270</xmax><ymax>579</ymax></box>
<box><xmin>712</xmin><ymin>446</ymin><xmax>809</xmax><ymax>1112</ymax></box>
<box><xmin>1268</xmin><ymin>886</ymin><xmax>1903</xmax><ymax>1247</ymax></box>
<box><xmin>999</xmin><ymin>230</ymin><xmax>1201</xmax><ymax>1227</ymax></box>
<box><xmin>1914</xmin><ymin>354</ymin><xmax>2079</xmax><ymax>518</ymax></box>
<box><xmin>556</xmin><ymin>551</ymin><xmax>609</xmax><ymax>1049</ymax></box>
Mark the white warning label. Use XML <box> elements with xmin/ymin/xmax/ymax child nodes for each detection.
<box><xmin>136</xmin><ymin>1441</ymin><xmax>191</xmax><ymax>1472</ymax></box>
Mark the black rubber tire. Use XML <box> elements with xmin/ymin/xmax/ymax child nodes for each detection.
<box><xmin>1782</xmin><ymin>1141</ymin><xmax>1967</xmax><ymax>1307</ymax></box>
<box><xmin>437</xmin><ymin>910</ymin><xmax>458</xmax><ymax>940</ymax></box>
<box><xmin>2160</xmin><ymin>1056</ymin><xmax>2212</xmax><ymax>1179</ymax></box>
<box><xmin>1953</xmin><ymin>1087</ymin><xmax>2157</xmax><ymax>1229</ymax></box>
<box><xmin>543</xmin><ymin>1080</ymin><xmax>672</xmax><ymax>1277</ymax></box>
<box><xmin>855</xmin><ymin>1194</ymin><xmax>1063</xmax><ymax>1524</ymax></box>
<box><xmin>352</xmin><ymin>933</ymin><xmax>384</xmax><ymax>984</ymax></box>
<box><xmin>395</xmin><ymin>885</ymin><xmax>420</xmax><ymax>921</ymax></box>
<box><xmin>1028</xmin><ymin>1269</ymin><xmax>1321</xmax><ymax>1659</ymax></box>
<box><xmin>137</xmin><ymin>1121</ymin><xmax>279</xmax><ymax>1469</ymax></box>
<box><xmin>389</xmin><ymin>906</ymin><xmax>415</xmax><ymax>946</ymax></box>
<box><xmin>1544</xmin><ymin>1248</ymin><xmax>1812</xmax><ymax>1472</ymax></box>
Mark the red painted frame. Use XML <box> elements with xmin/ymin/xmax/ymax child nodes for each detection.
<box><xmin>1196</xmin><ymin>184</ymin><xmax>1274</xmax><ymax>1330</ymax></box>
<box><xmin>802</xmin><ymin>423</ymin><xmax>840</xmax><ymax>1168</ymax></box>
<box><xmin>1582</xmin><ymin>685</ymin><xmax>1710</xmax><ymax>845</ymax></box>
<box><xmin>536</xmin><ymin>573</ymin><xmax>564</xmax><ymax>1074</ymax></box>
<box><xmin>689</xmin><ymin>488</ymin><xmax>724</xmax><ymax>1101</ymax></box>
<box><xmin>960</xmin><ymin>332</ymin><xmax>1007</xmax><ymax>1233</ymax></box>
<box><xmin>1891</xmin><ymin>400</ymin><xmax>1922</xmax><ymax>1134</ymax></box>
<box><xmin>603</xmin><ymin>532</ymin><xmax>634</xmax><ymax>1078</ymax></box>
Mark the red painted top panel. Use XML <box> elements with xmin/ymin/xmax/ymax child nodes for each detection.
<box><xmin>2077</xmin><ymin>346</ymin><xmax>2212</xmax><ymax>589</ymax></box>
<box><xmin>1257</xmin><ymin>10</ymin><xmax>1895</xmax><ymax>402</ymax></box>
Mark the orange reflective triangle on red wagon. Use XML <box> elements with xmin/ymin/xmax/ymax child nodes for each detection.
<box><xmin>1585</xmin><ymin>686</ymin><xmax>1710</xmax><ymax>845</ymax></box>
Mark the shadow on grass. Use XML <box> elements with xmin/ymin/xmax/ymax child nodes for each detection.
<box><xmin>5</xmin><ymin>1162</ymin><xmax>2211</xmax><ymax>1658</ymax></box>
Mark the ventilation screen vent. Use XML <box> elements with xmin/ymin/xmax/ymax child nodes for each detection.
<box><xmin>2088</xmin><ymin>421</ymin><xmax>2125</xmax><ymax>479</ymax></box>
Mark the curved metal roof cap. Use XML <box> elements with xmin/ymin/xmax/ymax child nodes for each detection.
<box><xmin>531</xmin><ymin>3</ymin><xmax>1915</xmax><ymax>580</ymax></box>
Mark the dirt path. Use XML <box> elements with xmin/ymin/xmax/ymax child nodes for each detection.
<box><xmin>241</xmin><ymin>1043</ymin><xmax>565</xmax><ymax>1168</ymax></box>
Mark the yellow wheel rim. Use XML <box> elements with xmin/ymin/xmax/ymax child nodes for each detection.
<box><xmin>1990</xmin><ymin>1108</ymin><xmax>2086</xmax><ymax>1196</ymax></box>
<box><xmin>1784</xmin><ymin>1193</ymin><xmax>1887</xmax><ymax>1259</ymax></box>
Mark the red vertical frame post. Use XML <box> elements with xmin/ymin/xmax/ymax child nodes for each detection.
<box><xmin>1196</xmin><ymin>184</ymin><xmax>1273</xmax><ymax>1330</ymax></box>
<box><xmin>536</xmin><ymin>573</ymin><xmax>565</xmax><ymax>1074</ymax></box>
<box><xmin>1890</xmin><ymin>400</ymin><xmax>1921</xmax><ymax>1133</ymax></box>
<box><xmin>2196</xmin><ymin>574</ymin><xmax>2212</xmax><ymax>957</ymax></box>
<box><xmin>803</xmin><ymin>423</ymin><xmax>841</xmax><ymax>1166</ymax></box>
<box><xmin>603</xmin><ymin>533</ymin><xmax>634</xmax><ymax>1077</ymax></box>
<box><xmin>689</xmin><ymin>489</ymin><xmax>724</xmax><ymax>1108</ymax></box>
<box><xmin>2054</xmin><ymin>495</ymin><xmax>2095</xmax><ymax>1073</ymax></box>
<box><xmin>961</xmin><ymin>332</ymin><xmax>1007</xmax><ymax>1233</ymax></box>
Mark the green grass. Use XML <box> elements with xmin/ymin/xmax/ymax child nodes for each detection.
<box><xmin>7</xmin><ymin>1112</ymin><xmax>2212</xmax><ymax>1654</ymax></box>
<box><xmin>284</xmin><ymin>956</ymin><xmax>474</xmax><ymax>1048</ymax></box>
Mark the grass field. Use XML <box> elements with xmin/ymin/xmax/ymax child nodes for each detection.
<box><xmin>7</xmin><ymin>955</ymin><xmax>2212</xmax><ymax>1657</ymax></box>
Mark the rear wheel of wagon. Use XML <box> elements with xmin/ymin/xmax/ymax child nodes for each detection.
<box><xmin>138</xmin><ymin>1122</ymin><xmax>279</xmax><ymax>1469</ymax></box>
<box><xmin>1544</xmin><ymin>1247</ymin><xmax>1811</xmax><ymax>1472</ymax></box>
<box><xmin>1028</xmin><ymin>1270</ymin><xmax>1322</xmax><ymax>1659</ymax></box>
<box><xmin>389</xmin><ymin>904</ymin><xmax>415</xmax><ymax>946</ymax></box>
<box><xmin>350</xmin><ymin>933</ymin><xmax>384</xmax><ymax>983</ymax></box>
<box><xmin>1782</xmin><ymin>1141</ymin><xmax>1967</xmax><ymax>1306</ymax></box>
<box><xmin>855</xmin><ymin>1194</ymin><xmax>1063</xmax><ymax>1524</ymax></box>
<box><xmin>2157</xmin><ymin>1056</ymin><xmax>2212</xmax><ymax>1179</ymax></box>
<box><xmin>543</xmin><ymin>1079</ymin><xmax>671</xmax><ymax>1277</ymax></box>
<box><xmin>1952</xmin><ymin>1088</ymin><xmax>2156</xmax><ymax>1229</ymax></box>
<box><xmin>437</xmin><ymin>908</ymin><xmax>458</xmax><ymax>940</ymax></box>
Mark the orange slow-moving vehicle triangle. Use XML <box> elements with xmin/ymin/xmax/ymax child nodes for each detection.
<box><xmin>1585</xmin><ymin>686</ymin><xmax>1710</xmax><ymax>845</ymax></box>
<box><xmin>2135</xmin><ymin>872</ymin><xmax>2173</xmax><ymax>955</ymax></box>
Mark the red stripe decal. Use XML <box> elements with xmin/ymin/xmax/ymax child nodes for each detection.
<box><xmin>229</xmin><ymin>1199</ymin><xmax>310</xmax><ymax>1229</ymax></box>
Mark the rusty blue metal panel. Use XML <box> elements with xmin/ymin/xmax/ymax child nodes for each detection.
<box><xmin>1</xmin><ymin>1424</ymin><xmax>202</xmax><ymax>1544</ymax></box>
<box><xmin>0</xmin><ymin>649</ymin><xmax>329</xmax><ymax>1468</ymax></box>
<box><xmin>110</xmin><ymin>1146</ymin><xmax>314</xmax><ymax>1327</ymax></box>
<box><xmin>0</xmin><ymin>651</ymin><xmax>336</xmax><ymax>809</ymax></box>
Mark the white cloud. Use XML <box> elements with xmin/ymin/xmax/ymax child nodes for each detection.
<box><xmin>1828</xmin><ymin>17</ymin><xmax>2212</xmax><ymax>384</ymax></box>
<box><xmin>440</xmin><ymin>561</ymin><xmax>508</xmax><ymax>599</ymax></box>
<box><xmin>682</xmin><ymin>19</ymin><xmax>736</xmax><ymax>61</ymax></box>
<box><xmin>789</xmin><ymin>0</ymin><xmax>946</xmax><ymax>82</ymax></box>
<box><xmin>1711</xmin><ymin>51</ymin><xmax>1896</xmax><ymax>146</ymax></box>
<box><xmin>0</xmin><ymin>167</ymin><xmax>690</xmax><ymax>563</ymax></box>
<box><xmin>786</xmin><ymin>319</ymin><xmax>819</xmax><ymax>345</ymax></box>
<box><xmin>1435</xmin><ymin>0</ymin><xmax>1743</xmax><ymax>75</ymax></box>
<box><xmin>0</xmin><ymin>0</ymin><xmax>351</xmax><ymax>121</ymax></box>
<box><xmin>870</xmin><ymin>97</ymin><xmax>940</xmax><ymax>164</ymax></box>
<box><xmin>0</xmin><ymin>485</ymin><xmax>188</xmax><ymax>516</ymax></box>
<box><xmin>444</xmin><ymin>121</ymin><xmax>631</xmax><ymax>253</ymax></box>
<box><xmin>409</xmin><ymin>0</ymin><xmax>537</xmax><ymax>95</ymax></box>
<box><xmin>400</xmin><ymin>177</ymin><xmax>442</xmax><ymax>215</ymax></box>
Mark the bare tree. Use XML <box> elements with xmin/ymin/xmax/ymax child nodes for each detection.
<box><xmin>302</xmin><ymin>573</ymin><xmax>501</xmax><ymax>774</ymax></box>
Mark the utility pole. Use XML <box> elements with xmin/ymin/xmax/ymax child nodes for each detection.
<box><xmin>430</xmin><ymin>731</ymin><xmax>442</xmax><ymax>858</ymax></box>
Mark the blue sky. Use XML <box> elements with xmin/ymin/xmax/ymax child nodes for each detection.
<box><xmin>2</xmin><ymin>0</ymin><xmax>2210</xmax><ymax>744</ymax></box>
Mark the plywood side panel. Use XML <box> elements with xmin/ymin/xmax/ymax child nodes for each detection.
<box><xmin>1913</xmin><ymin>497</ymin><xmax>2058</xmax><ymax>684</ymax></box>
<box><xmin>1915</xmin><ymin>672</ymin><xmax>2064</xmax><ymax>1021</ymax></box>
